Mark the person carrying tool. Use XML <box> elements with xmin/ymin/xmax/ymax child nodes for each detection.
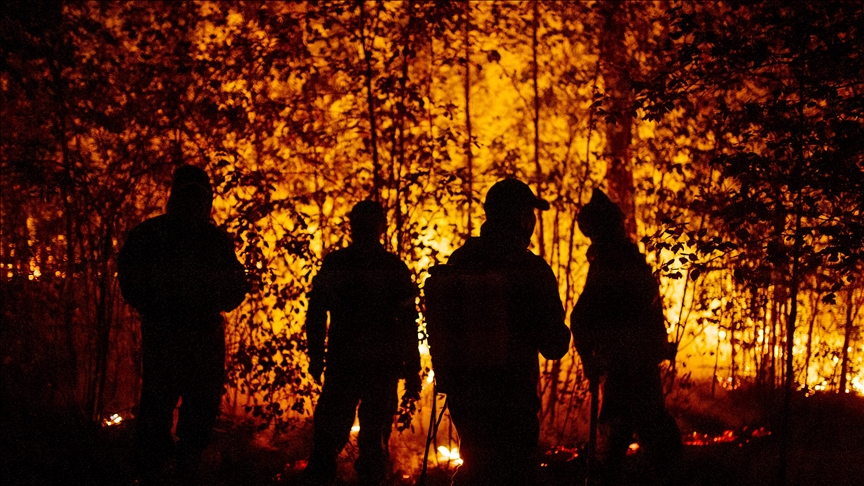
<box><xmin>426</xmin><ymin>178</ymin><xmax>571</xmax><ymax>486</ymax></box>
<box><xmin>570</xmin><ymin>188</ymin><xmax>682</xmax><ymax>486</ymax></box>
<box><xmin>301</xmin><ymin>200</ymin><xmax>422</xmax><ymax>486</ymax></box>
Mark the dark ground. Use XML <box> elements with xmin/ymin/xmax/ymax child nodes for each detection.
<box><xmin>2</xmin><ymin>390</ymin><xmax>863</xmax><ymax>486</ymax></box>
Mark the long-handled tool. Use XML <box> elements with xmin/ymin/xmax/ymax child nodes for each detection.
<box><xmin>585</xmin><ymin>378</ymin><xmax>599</xmax><ymax>486</ymax></box>
<box><xmin>418</xmin><ymin>387</ymin><xmax>449</xmax><ymax>486</ymax></box>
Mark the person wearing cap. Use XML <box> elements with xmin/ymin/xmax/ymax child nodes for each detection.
<box><xmin>302</xmin><ymin>200</ymin><xmax>421</xmax><ymax>485</ymax></box>
<box><xmin>118</xmin><ymin>164</ymin><xmax>250</xmax><ymax>484</ymax></box>
<box><xmin>570</xmin><ymin>188</ymin><xmax>682</xmax><ymax>486</ymax></box>
<box><xmin>443</xmin><ymin>178</ymin><xmax>571</xmax><ymax>486</ymax></box>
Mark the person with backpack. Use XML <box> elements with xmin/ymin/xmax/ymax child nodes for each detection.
<box><xmin>301</xmin><ymin>200</ymin><xmax>422</xmax><ymax>486</ymax></box>
<box><xmin>118</xmin><ymin>165</ymin><xmax>250</xmax><ymax>484</ymax></box>
<box><xmin>570</xmin><ymin>188</ymin><xmax>682</xmax><ymax>486</ymax></box>
<box><xmin>427</xmin><ymin>178</ymin><xmax>571</xmax><ymax>486</ymax></box>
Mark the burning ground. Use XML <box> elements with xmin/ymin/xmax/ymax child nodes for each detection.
<box><xmin>3</xmin><ymin>383</ymin><xmax>862</xmax><ymax>485</ymax></box>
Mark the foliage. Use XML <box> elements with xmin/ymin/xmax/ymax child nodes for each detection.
<box><xmin>2</xmin><ymin>2</ymin><xmax>863</xmax><ymax>460</ymax></box>
<box><xmin>634</xmin><ymin>0</ymin><xmax>864</xmax><ymax>390</ymax></box>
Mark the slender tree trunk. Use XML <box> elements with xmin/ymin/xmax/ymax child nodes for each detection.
<box><xmin>759</xmin><ymin>301</ymin><xmax>769</xmax><ymax>386</ymax></box>
<box><xmin>786</xmin><ymin>283</ymin><xmax>800</xmax><ymax>392</ymax></box>
<box><xmin>531</xmin><ymin>0</ymin><xmax>546</xmax><ymax>258</ymax></box>
<box><xmin>770</xmin><ymin>290</ymin><xmax>780</xmax><ymax>387</ymax></box>
<box><xmin>51</xmin><ymin>48</ymin><xmax>83</xmax><ymax>410</ymax></box>
<box><xmin>530</xmin><ymin>0</ymin><xmax>558</xmax><ymax>426</ymax></box>
<box><xmin>780</xmin><ymin>211</ymin><xmax>803</xmax><ymax>484</ymax></box>
<box><xmin>90</xmin><ymin>225</ymin><xmax>115</xmax><ymax>421</ymax></box>
<box><xmin>802</xmin><ymin>289</ymin><xmax>819</xmax><ymax>388</ymax></box>
<box><xmin>60</xmin><ymin>167</ymin><xmax>80</xmax><ymax>404</ymax></box>
<box><xmin>599</xmin><ymin>1</ymin><xmax>637</xmax><ymax>238</ymax></box>
<box><xmin>564</xmin><ymin>60</ymin><xmax>602</xmax><ymax>311</ymax></box>
<box><xmin>838</xmin><ymin>287</ymin><xmax>856</xmax><ymax>394</ymax></box>
<box><xmin>463</xmin><ymin>0</ymin><xmax>473</xmax><ymax>237</ymax></box>
<box><xmin>780</xmin><ymin>298</ymin><xmax>788</xmax><ymax>386</ymax></box>
<box><xmin>665</xmin><ymin>274</ymin><xmax>690</xmax><ymax>394</ymax></box>
<box><xmin>730</xmin><ymin>317</ymin><xmax>737</xmax><ymax>390</ymax></box>
<box><xmin>393</xmin><ymin>0</ymin><xmax>414</xmax><ymax>256</ymax></box>
<box><xmin>360</xmin><ymin>1</ymin><xmax>382</xmax><ymax>200</ymax></box>
<box><xmin>711</xmin><ymin>323</ymin><xmax>722</xmax><ymax>397</ymax></box>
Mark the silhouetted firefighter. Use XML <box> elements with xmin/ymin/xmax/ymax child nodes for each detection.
<box><xmin>425</xmin><ymin>179</ymin><xmax>571</xmax><ymax>486</ymax></box>
<box><xmin>302</xmin><ymin>200</ymin><xmax>422</xmax><ymax>486</ymax></box>
<box><xmin>570</xmin><ymin>189</ymin><xmax>682</xmax><ymax>486</ymax></box>
<box><xmin>118</xmin><ymin>165</ymin><xmax>250</xmax><ymax>484</ymax></box>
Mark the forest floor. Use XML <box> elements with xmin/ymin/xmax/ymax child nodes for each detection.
<box><xmin>2</xmin><ymin>388</ymin><xmax>863</xmax><ymax>485</ymax></box>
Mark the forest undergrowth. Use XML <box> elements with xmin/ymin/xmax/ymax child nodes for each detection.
<box><xmin>3</xmin><ymin>382</ymin><xmax>862</xmax><ymax>486</ymax></box>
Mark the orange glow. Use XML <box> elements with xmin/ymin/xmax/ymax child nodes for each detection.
<box><xmin>437</xmin><ymin>446</ymin><xmax>464</xmax><ymax>467</ymax></box>
<box><xmin>540</xmin><ymin>446</ymin><xmax>579</xmax><ymax>468</ymax></box>
<box><xmin>683</xmin><ymin>430</ymin><xmax>738</xmax><ymax>447</ymax></box>
<box><xmin>1</xmin><ymin>5</ymin><xmax>860</xmax><ymax>482</ymax></box>
<box><xmin>101</xmin><ymin>413</ymin><xmax>123</xmax><ymax>427</ymax></box>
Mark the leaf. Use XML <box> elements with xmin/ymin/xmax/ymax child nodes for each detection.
<box><xmin>690</xmin><ymin>268</ymin><xmax>701</xmax><ymax>281</ymax></box>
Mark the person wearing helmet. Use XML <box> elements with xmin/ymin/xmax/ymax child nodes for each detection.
<box><xmin>118</xmin><ymin>164</ymin><xmax>250</xmax><ymax>484</ymax></box>
<box><xmin>443</xmin><ymin>178</ymin><xmax>571</xmax><ymax>486</ymax></box>
<box><xmin>302</xmin><ymin>200</ymin><xmax>421</xmax><ymax>485</ymax></box>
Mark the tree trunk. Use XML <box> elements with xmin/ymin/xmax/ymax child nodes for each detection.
<box><xmin>360</xmin><ymin>1</ymin><xmax>382</xmax><ymax>200</ymax></box>
<box><xmin>531</xmin><ymin>0</ymin><xmax>546</xmax><ymax>258</ymax></box>
<box><xmin>780</xmin><ymin>211</ymin><xmax>803</xmax><ymax>484</ymax></box>
<box><xmin>711</xmin><ymin>328</ymin><xmax>721</xmax><ymax>397</ymax></box>
<box><xmin>393</xmin><ymin>0</ymin><xmax>414</xmax><ymax>256</ymax></box>
<box><xmin>48</xmin><ymin>36</ymin><xmax>83</xmax><ymax>408</ymax></box>
<box><xmin>599</xmin><ymin>1</ymin><xmax>637</xmax><ymax>238</ymax></box>
<box><xmin>838</xmin><ymin>287</ymin><xmax>856</xmax><ymax>394</ymax></box>
<box><xmin>769</xmin><ymin>288</ymin><xmax>781</xmax><ymax>387</ymax></box>
<box><xmin>463</xmin><ymin>0</ymin><xmax>473</xmax><ymax>237</ymax></box>
<box><xmin>89</xmin><ymin>227</ymin><xmax>115</xmax><ymax>421</ymax></box>
<box><xmin>785</xmin><ymin>214</ymin><xmax>802</xmax><ymax>393</ymax></box>
<box><xmin>730</xmin><ymin>318</ymin><xmax>737</xmax><ymax>390</ymax></box>
<box><xmin>802</xmin><ymin>288</ymin><xmax>819</xmax><ymax>389</ymax></box>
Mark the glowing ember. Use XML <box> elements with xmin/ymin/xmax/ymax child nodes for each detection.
<box><xmin>102</xmin><ymin>413</ymin><xmax>123</xmax><ymax>427</ymax></box>
<box><xmin>626</xmin><ymin>442</ymin><xmax>640</xmax><ymax>455</ymax></box>
<box><xmin>437</xmin><ymin>446</ymin><xmax>464</xmax><ymax>466</ymax></box>
<box><xmin>683</xmin><ymin>430</ymin><xmax>738</xmax><ymax>446</ymax></box>
<box><xmin>540</xmin><ymin>446</ymin><xmax>579</xmax><ymax>467</ymax></box>
<box><xmin>279</xmin><ymin>459</ymin><xmax>307</xmax><ymax>475</ymax></box>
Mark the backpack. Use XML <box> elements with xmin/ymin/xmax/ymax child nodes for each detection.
<box><xmin>424</xmin><ymin>264</ymin><xmax>513</xmax><ymax>393</ymax></box>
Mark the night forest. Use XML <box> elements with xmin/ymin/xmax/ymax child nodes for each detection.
<box><xmin>1</xmin><ymin>1</ymin><xmax>863</xmax><ymax>485</ymax></box>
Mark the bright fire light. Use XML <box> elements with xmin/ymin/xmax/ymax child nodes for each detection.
<box><xmin>437</xmin><ymin>446</ymin><xmax>464</xmax><ymax>466</ymax></box>
<box><xmin>102</xmin><ymin>413</ymin><xmax>123</xmax><ymax>427</ymax></box>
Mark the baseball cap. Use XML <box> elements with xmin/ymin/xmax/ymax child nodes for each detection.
<box><xmin>484</xmin><ymin>178</ymin><xmax>550</xmax><ymax>220</ymax></box>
